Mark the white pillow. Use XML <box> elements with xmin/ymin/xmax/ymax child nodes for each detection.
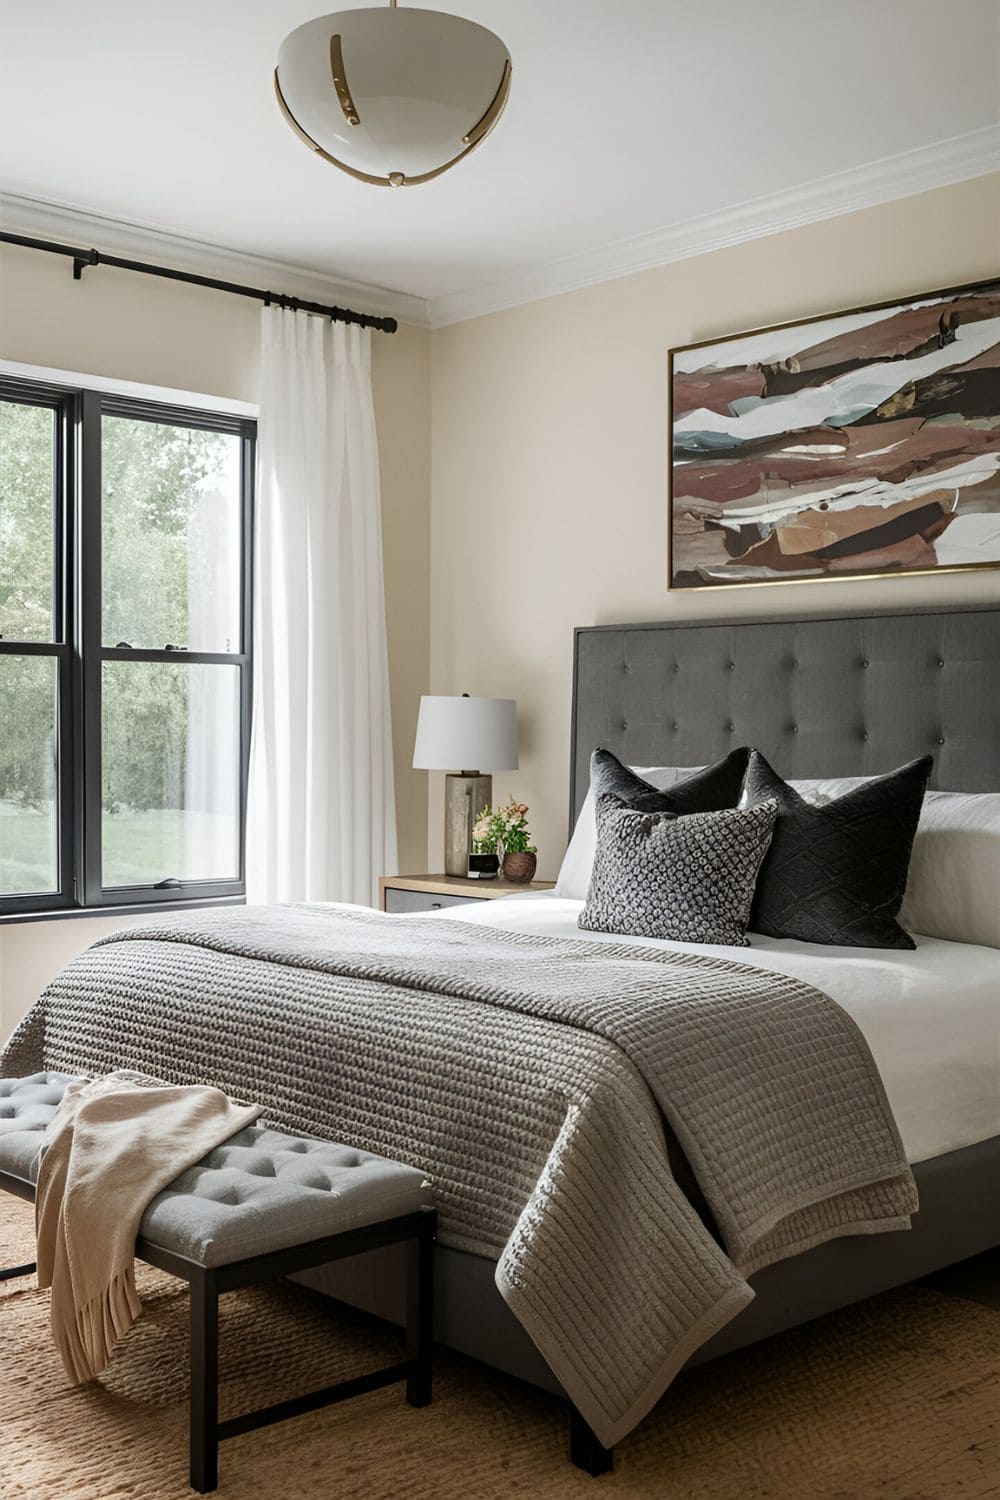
<box><xmin>555</xmin><ymin>766</ymin><xmax>699</xmax><ymax>900</ymax></box>
<box><xmin>789</xmin><ymin>776</ymin><xmax>871</xmax><ymax>805</ymax></box>
<box><xmin>899</xmin><ymin>792</ymin><xmax>1000</xmax><ymax>949</ymax></box>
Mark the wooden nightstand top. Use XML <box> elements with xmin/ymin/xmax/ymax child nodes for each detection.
<box><xmin>380</xmin><ymin>873</ymin><xmax>555</xmax><ymax>904</ymax></box>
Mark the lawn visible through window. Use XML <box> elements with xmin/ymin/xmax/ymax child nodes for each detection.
<box><xmin>101</xmin><ymin>660</ymin><xmax>241</xmax><ymax>887</ymax></box>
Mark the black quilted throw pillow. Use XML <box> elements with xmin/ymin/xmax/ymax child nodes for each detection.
<box><xmin>579</xmin><ymin>793</ymin><xmax>778</xmax><ymax>945</ymax></box>
<box><xmin>590</xmin><ymin>746</ymin><xmax>750</xmax><ymax>814</ymax></box>
<box><xmin>740</xmin><ymin>750</ymin><xmax>933</xmax><ymax>949</ymax></box>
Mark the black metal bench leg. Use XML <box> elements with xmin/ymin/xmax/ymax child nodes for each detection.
<box><xmin>569</xmin><ymin>1405</ymin><xmax>614</xmax><ymax>1476</ymax></box>
<box><xmin>0</xmin><ymin>1262</ymin><xmax>36</xmax><ymax>1282</ymax></box>
<box><xmin>189</xmin><ymin>1268</ymin><xmax>219</xmax><ymax>1494</ymax></box>
<box><xmin>405</xmin><ymin>1211</ymin><xmax>435</xmax><ymax>1408</ymax></box>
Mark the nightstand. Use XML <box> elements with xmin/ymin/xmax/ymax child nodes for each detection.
<box><xmin>379</xmin><ymin>873</ymin><xmax>555</xmax><ymax>914</ymax></box>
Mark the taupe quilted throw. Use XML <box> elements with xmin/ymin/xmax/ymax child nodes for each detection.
<box><xmin>1</xmin><ymin>905</ymin><xmax>917</xmax><ymax>1447</ymax></box>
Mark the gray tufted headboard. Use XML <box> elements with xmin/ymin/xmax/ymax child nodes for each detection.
<box><xmin>569</xmin><ymin>605</ymin><xmax>1000</xmax><ymax>830</ymax></box>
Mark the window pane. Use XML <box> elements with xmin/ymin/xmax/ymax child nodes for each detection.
<box><xmin>102</xmin><ymin>660</ymin><xmax>240</xmax><ymax>887</ymax></box>
<box><xmin>0</xmin><ymin>654</ymin><xmax>58</xmax><ymax>895</ymax></box>
<box><xmin>0</xmin><ymin>401</ymin><xmax>55</xmax><ymax>642</ymax></box>
<box><xmin>102</xmin><ymin>416</ymin><xmax>241</xmax><ymax>652</ymax></box>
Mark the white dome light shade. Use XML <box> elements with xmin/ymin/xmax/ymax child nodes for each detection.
<box><xmin>275</xmin><ymin>7</ymin><xmax>512</xmax><ymax>188</ymax></box>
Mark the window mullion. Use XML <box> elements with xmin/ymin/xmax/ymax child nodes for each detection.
<box><xmin>78</xmin><ymin>389</ymin><xmax>103</xmax><ymax>906</ymax></box>
<box><xmin>0</xmin><ymin>391</ymin><xmax>70</xmax><ymax>914</ymax></box>
<box><xmin>64</xmin><ymin>392</ymin><xmax>84</xmax><ymax>911</ymax></box>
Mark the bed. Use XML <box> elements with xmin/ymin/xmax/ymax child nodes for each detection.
<box><xmin>326</xmin><ymin>604</ymin><xmax>1000</xmax><ymax>1462</ymax></box>
<box><xmin>4</xmin><ymin>604</ymin><xmax>1000</xmax><ymax>1474</ymax></box>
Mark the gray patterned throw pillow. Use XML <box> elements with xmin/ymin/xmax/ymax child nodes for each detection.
<box><xmin>579</xmin><ymin>794</ymin><xmax>778</xmax><ymax>946</ymax></box>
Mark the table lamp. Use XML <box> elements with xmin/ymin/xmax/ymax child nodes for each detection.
<box><xmin>413</xmin><ymin>695</ymin><xmax>518</xmax><ymax>877</ymax></box>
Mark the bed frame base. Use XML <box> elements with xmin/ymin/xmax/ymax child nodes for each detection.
<box><xmin>569</xmin><ymin>1406</ymin><xmax>614</xmax><ymax>1476</ymax></box>
<box><xmin>297</xmin><ymin>1135</ymin><xmax>1000</xmax><ymax>1474</ymax></box>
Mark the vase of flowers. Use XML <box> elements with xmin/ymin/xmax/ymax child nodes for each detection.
<box><xmin>472</xmin><ymin>797</ymin><xmax>538</xmax><ymax>884</ymax></box>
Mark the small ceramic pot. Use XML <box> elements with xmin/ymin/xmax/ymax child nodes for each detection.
<box><xmin>502</xmin><ymin>851</ymin><xmax>537</xmax><ymax>884</ymax></box>
<box><xmin>468</xmin><ymin>852</ymin><xmax>500</xmax><ymax>878</ymax></box>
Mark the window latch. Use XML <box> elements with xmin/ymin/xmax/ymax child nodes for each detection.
<box><xmin>154</xmin><ymin>877</ymin><xmax>182</xmax><ymax>890</ymax></box>
<box><xmin>164</xmin><ymin>644</ymin><xmax>188</xmax><ymax>652</ymax></box>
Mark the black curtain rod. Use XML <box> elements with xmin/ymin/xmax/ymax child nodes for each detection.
<box><xmin>0</xmin><ymin>230</ymin><xmax>398</xmax><ymax>334</ymax></box>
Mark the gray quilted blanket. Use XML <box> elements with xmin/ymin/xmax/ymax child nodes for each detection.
<box><xmin>0</xmin><ymin>904</ymin><xmax>917</xmax><ymax>1446</ymax></box>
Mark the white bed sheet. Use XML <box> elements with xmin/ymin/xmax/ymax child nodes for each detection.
<box><xmin>423</xmin><ymin>892</ymin><xmax>1000</xmax><ymax>1167</ymax></box>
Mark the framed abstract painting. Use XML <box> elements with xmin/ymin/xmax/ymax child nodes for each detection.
<box><xmin>668</xmin><ymin>276</ymin><xmax>1000</xmax><ymax>589</ymax></box>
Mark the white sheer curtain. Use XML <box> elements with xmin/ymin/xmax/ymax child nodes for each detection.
<box><xmin>246</xmin><ymin>306</ymin><xmax>397</xmax><ymax>904</ymax></box>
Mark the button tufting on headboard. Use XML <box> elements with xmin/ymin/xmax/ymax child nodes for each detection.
<box><xmin>569</xmin><ymin>607</ymin><xmax>1000</xmax><ymax>830</ymax></box>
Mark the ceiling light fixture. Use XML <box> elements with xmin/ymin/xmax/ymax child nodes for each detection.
<box><xmin>274</xmin><ymin>2</ymin><xmax>512</xmax><ymax>188</ymax></box>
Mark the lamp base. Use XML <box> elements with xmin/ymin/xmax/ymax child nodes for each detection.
<box><xmin>444</xmin><ymin>772</ymin><xmax>491</xmax><ymax>878</ymax></box>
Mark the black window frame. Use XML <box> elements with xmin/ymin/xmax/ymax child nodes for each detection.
<box><xmin>0</xmin><ymin>375</ymin><xmax>255</xmax><ymax>920</ymax></box>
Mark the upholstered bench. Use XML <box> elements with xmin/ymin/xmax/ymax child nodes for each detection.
<box><xmin>0</xmin><ymin>1073</ymin><xmax>436</xmax><ymax>1493</ymax></box>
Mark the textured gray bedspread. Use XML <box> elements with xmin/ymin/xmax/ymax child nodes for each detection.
<box><xmin>1</xmin><ymin>904</ymin><xmax>917</xmax><ymax>1445</ymax></box>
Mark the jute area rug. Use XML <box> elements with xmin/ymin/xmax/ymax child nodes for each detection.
<box><xmin>1</xmin><ymin>1196</ymin><xmax>997</xmax><ymax>1499</ymax></box>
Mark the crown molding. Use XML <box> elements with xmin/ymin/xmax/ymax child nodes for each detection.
<box><xmin>428</xmin><ymin>123</ymin><xmax>1000</xmax><ymax>328</ymax></box>
<box><xmin>4</xmin><ymin>121</ymin><xmax>997</xmax><ymax>336</ymax></box>
<box><xmin>0</xmin><ymin>191</ymin><xmax>431</xmax><ymax>329</ymax></box>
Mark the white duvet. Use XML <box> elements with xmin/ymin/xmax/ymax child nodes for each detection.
<box><xmin>424</xmin><ymin>892</ymin><xmax>1000</xmax><ymax>1167</ymax></box>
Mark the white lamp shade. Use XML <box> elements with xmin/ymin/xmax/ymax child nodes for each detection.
<box><xmin>413</xmin><ymin>696</ymin><xmax>518</xmax><ymax>772</ymax></box>
<box><xmin>275</xmin><ymin>8</ymin><xmax>512</xmax><ymax>188</ymax></box>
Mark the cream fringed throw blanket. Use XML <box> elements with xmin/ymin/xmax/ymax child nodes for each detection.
<box><xmin>35</xmin><ymin>1073</ymin><xmax>261</xmax><ymax>1384</ymax></box>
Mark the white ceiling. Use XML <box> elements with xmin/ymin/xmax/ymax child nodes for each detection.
<box><xmin>1</xmin><ymin>0</ymin><xmax>998</xmax><ymax>325</ymax></box>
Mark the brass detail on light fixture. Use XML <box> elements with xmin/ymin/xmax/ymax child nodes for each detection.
<box><xmin>274</xmin><ymin>64</ymin><xmax>512</xmax><ymax>187</ymax></box>
<box><xmin>329</xmin><ymin>34</ymin><xmax>360</xmax><ymax>125</ymax></box>
<box><xmin>274</xmin><ymin>69</ymin><xmax>388</xmax><ymax>184</ymax></box>
<box><xmin>462</xmin><ymin>58</ymin><xmax>512</xmax><ymax>146</ymax></box>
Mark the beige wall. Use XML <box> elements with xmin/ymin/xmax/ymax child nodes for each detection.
<box><xmin>0</xmin><ymin>242</ymin><xmax>430</xmax><ymax>1039</ymax></box>
<box><xmin>429</xmin><ymin>173</ymin><xmax>1000</xmax><ymax>878</ymax></box>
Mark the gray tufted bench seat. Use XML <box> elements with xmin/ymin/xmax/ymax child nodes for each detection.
<box><xmin>0</xmin><ymin>1073</ymin><xmax>436</xmax><ymax>1494</ymax></box>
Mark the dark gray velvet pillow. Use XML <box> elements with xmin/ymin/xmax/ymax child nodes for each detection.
<box><xmin>740</xmin><ymin>750</ymin><xmax>933</xmax><ymax>949</ymax></box>
<box><xmin>579</xmin><ymin>793</ymin><xmax>778</xmax><ymax>945</ymax></box>
<box><xmin>590</xmin><ymin>746</ymin><xmax>750</xmax><ymax>815</ymax></box>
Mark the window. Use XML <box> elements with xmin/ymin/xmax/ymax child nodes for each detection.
<box><xmin>0</xmin><ymin>377</ymin><xmax>254</xmax><ymax>917</ymax></box>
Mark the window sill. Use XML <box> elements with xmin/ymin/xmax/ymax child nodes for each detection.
<box><xmin>0</xmin><ymin>894</ymin><xmax>246</xmax><ymax>928</ymax></box>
